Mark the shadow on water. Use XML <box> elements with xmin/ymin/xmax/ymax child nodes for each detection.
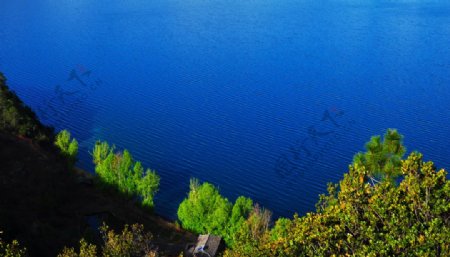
<box><xmin>11</xmin><ymin>66</ymin><xmax>106</xmax><ymax>172</ymax></box>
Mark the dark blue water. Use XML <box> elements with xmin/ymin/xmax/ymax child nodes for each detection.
<box><xmin>1</xmin><ymin>0</ymin><xmax>450</xmax><ymax>220</ymax></box>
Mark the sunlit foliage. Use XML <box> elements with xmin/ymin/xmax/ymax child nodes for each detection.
<box><xmin>353</xmin><ymin>128</ymin><xmax>406</xmax><ymax>182</ymax></box>
<box><xmin>93</xmin><ymin>141</ymin><xmax>160</xmax><ymax>208</ymax></box>
<box><xmin>55</xmin><ymin>130</ymin><xmax>78</xmax><ymax>168</ymax></box>
<box><xmin>177</xmin><ymin>179</ymin><xmax>257</xmax><ymax>246</ymax></box>
<box><xmin>225</xmin><ymin>131</ymin><xmax>450</xmax><ymax>256</ymax></box>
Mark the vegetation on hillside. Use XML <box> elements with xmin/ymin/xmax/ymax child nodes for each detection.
<box><xmin>58</xmin><ymin>224</ymin><xmax>158</xmax><ymax>257</ymax></box>
<box><xmin>177</xmin><ymin>179</ymin><xmax>257</xmax><ymax>247</ymax></box>
<box><xmin>223</xmin><ymin>133</ymin><xmax>450</xmax><ymax>256</ymax></box>
<box><xmin>0</xmin><ymin>72</ymin><xmax>191</xmax><ymax>256</ymax></box>
<box><xmin>93</xmin><ymin>141</ymin><xmax>160</xmax><ymax>208</ymax></box>
<box><xmin>0</xmin><ymin>72</ymin><xmax>53</xmax><ymax>142</ymax></box>
<box><xmin>1</xmin><ymin>73</ymin><xmax>449</xmax><ymax>256</ymax></box>
<box><xmin>353</xmin><ymin>128</ymin><xmax>406</xmax><ymax>182</ymax></box>
<box><xmin>0</xmin><ymin>129</ymin><xmax>191</xmax><ymax>256</ymax></box>
<box><xmin>1</xmin><ymin>224</ymin><xmax>159</xmax><ymax>257</ymax></box>
<box><xmin>55</xmin><ymin>130</ymin><xmax>79</xmax><ymax>168</ymax></box>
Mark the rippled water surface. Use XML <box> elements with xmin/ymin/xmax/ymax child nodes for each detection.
<box><xmin>1</xmin><ymin>0</ymin><xmax>450</xmax><ymax>219</ymax></box>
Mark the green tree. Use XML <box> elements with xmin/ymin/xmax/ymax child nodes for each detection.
<box><xmin>92</xmin><ymin>141</ymin><xmax>160</xmax><ymax>208</ymax></box>
<box><xmin>353</xmin><ymin>128</ymin><xmax>406</xmax><ymax>182</ymax></box>
<box><xmin>270</xmin><ymin>217</ymin><xmax>292</xmax><ymax>240</ymax></box>
<box><xmin>92</xmin><ymin>141</ymin><xmax>115</xmax><ymax>185</ymax></box>
<box><xmin>225</xmin><ymin>205</ymin><xmax>272</xmax><ymax>257</ymax></box>
<box><xmin>177</xmin><ymin>179</ymin><xmax>232</xmax><ymax>236</ymax></box>
<box><xmin>55</xmin><ymin>130</ymin><xmax>79</xmax><ymax>168</ymax></box>
<box><xmin>225</xmin><ymin>131</ymin><xmax>450</xmax><ymax>257</ymax></box>
<box><xmin>177</xmin><ymin>179</ymin><xmax>261</xmax><ymax>247</ymax></box>
<box><xmin>138</xmin><ymin>168</ymin><xmax>160</xmax><ymax>208</ymax></box>
<box><xmin>226</xmin><ymin>196</ymin><xmax>253</xmax><ymax>246</ymax></box>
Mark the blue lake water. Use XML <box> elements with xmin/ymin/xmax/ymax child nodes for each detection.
<box><xmin>1</xmin><ymin>0</ymin><xmax>450</xmax><ymax>220</ymax></box>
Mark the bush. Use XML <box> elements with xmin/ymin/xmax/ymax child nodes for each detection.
<box><xmin>58</xmin><ymin>224</ymin><xmax>157</xmax><ymax>257</ymax></box>
<box><xmin>225</xmin><ymin>131</ymin><xmax>450</xmax><ymax>256</ymax></box>
<box><xmin>177</xmin><ymin>179</ymin><xmax>257</xmax><ymax>246</ymax></box>
<box><xmin>177</xmin><ymin>179</ymin><xmax>232</xmax><ymax>236</ymax></box>
<box><xmin>55</xmin><ymin>130</ymin><xmax>78</xmax><ymax>168</ymax></box>
<box><xmin>92</xmin><ymin>141</ymin><xmax>160</xmax><ymax>208</ymax></box>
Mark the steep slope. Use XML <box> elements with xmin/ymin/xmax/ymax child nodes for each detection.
<box><xmin>0</xmin><ymin>73</ymin><xmax>195</xmax><ymax>256</ymax></box>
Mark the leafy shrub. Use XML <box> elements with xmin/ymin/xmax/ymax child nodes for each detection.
<box><xmin>55</xmin><ymin>130</ymin><xmax>79</xmax><ymax>168</ymax></box>
<box><xmin>225</xmin><ymin>131</ymin><xmax>450</xmax><ymax>256</ymax></box>
<box><xmin>177</xmin><ymin>179</ymin><xmax>256</xmax><ymax>246</ymax></box>
<box><xmin>58</xmin><ymin>224</ymin><xmax>157</xmax><ymax>257</ymax></box>
<box><xmin>93</xmin><ymin>141</ymin><xmax>160</xmax><ymax>208</ymax></box>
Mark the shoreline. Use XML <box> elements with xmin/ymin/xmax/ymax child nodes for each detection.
<box><xmin>73</xmin><ymin>166</ymin><xmax>182</xmax><ymax>229</ymax></box>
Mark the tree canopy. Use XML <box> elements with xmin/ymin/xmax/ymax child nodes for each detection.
<box><xmin>93</xmin><ymin>141</ymin><xmax>160</xmax><ymax>208</ymax></box>
<box><xmin>55</xmin><ymin>130</ymin><xmax>78</xmax><ymax>168</ymax></box>
<box><xmin>58</xmin><ymin>224</ymin><xmax>157</xmax><ymax>257</ymax></box>
<box><xmin>353</xmin><ymin>128</ymin><xmax>406</xmax><ymax>182</ymax></box>
<box><xmin>225</xmin><ymin>130</ymin><xmax>450</xmax><ymax>257</ymax></box>
<box><xmin>177</xmin><ymin>179</ymin><xmax>255</xmax><ymax>246</ymax></box>
<box><xmin>2</xmin><ymin>83</ymin><xmax>449</xmax><ymax>257</ymax></box>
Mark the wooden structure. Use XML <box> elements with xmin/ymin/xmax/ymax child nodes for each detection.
<box><xmin>184</xmin><ymin>234</ymin><xmax>224</xmax><ymax>257</ymax></box>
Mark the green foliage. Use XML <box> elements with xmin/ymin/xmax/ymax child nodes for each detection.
<box><xmin>227</xmin><ymin>204</ymin><xmax>272</xmax><ymax>256</ymax></box>
<box><xmin>58</xmin><ymin>224</ymin><xmax>157</xmax><ymax>257</ymax></box>
<box><xmin>177</xmin><ymin>179</ymin><xmax>257</xmax><ymax>247</ymax></box>
<box><xmin>92</xmin><ymin>141</ymin><xmax>160</xmax><ymax>208</ymax></box>
<box><xmin>177</xmin><ymin>179</ymin><xmax>232</xmax><ymax>236</ymax></box>
<box><xmin>226</xmin><ymin>196</ymin><xmax>254</xmax><ymax>246</ymax></box>
<box><xmin>138</xmin><ymin>169</ymin><xmax>160</xmax><ymax>208</ymax></box>
<box><xmin>270</xmin><ymin>217</ymin><xmax>292</xmax><ymax>240</ymax></box>
<box><xmin>0</xmin><ymin>72</ymin><xmax>53</xmax><ymax>141</ymax></box>
<box><xmin>353</xmin><ymin>128</ymin><xmax>406</xmax><ymax>181</ymax></box>
<box><xmin>2</xmin><ymin>85</ymin><xmax>448</xmax><ymax>257</ymax></box>
<box><xmin>55</xmin><ymin>130</ymin><xmax>79</xmax><ymax>168</ymax></box>
<box><xmin>225</xmin><ymin>131</ymin><xmax>450</xmax><ymax>257</ymax></box>
<box><xmin>0</xmin><ymin>236</ymin><xmax>27</xmax><ymax>257</ymax></box>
